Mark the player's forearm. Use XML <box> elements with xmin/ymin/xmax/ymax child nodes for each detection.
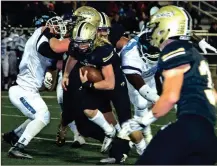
<box><xmin>50</xmin><ymin>38</ymin><xmax>70</xmax><ymax>53</ymax></box>
<box><xmin>63</xmin><ymin>56</ymin><xmax>77</xmax><ymax>78</ymax></box>
<box><xmin>152</xmin><ymin>94</ymin><xmax>176</xmax><ymax>118</ymax></box>
<box><xmin>93</xmin><ymin>80</ymin><xmax>115</xmax><ymax>90</ymax></box>
<box><xmin>125</xmin><ymin>74</ymin><xmax>145</xmax><ymax>90</ymax></box>
<box><xmin>213</xmin><ymin>88</ymin><xmax>217</xmax><ymax>105</ymax></box>
<box><xmin>93</xmin><ymin>64</ymin><xmax>115</xmax><ymax>90</ymax></box>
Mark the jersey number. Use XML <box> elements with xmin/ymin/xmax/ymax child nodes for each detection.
<box><xmin>198</xmin><ymin>60</ymin><xmax>215</xmax><ymax>106</ymax></box>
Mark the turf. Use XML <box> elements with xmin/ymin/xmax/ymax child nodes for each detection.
<box><xmin>1</xmin><ymin>91</ymin><xmax>216</xmax><ymax>165</ymax></box>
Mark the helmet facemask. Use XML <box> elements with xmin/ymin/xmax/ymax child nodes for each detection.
<box><xmin>73</xmin><ymin>38</ymin><xmax>95</xmax><ymax>54</ymax></box>
<box><xmin>72</xmin><ymin>21</ymin><xmax>97</xmax><ymax>54</ymax></box>
<box><xmin>46</xmin><ymin>16</ymin><xmax>67</xmax><ymax>38</ymax></box>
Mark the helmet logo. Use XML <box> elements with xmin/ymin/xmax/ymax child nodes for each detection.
<box><xmin>80</xmin><ymin>11</ymin><xmax>96</xmax><ymax>17</ymax></box>
<box><xmin>155</xmin><ymin>12</ymin><xmax>174</xmax><ymax>18</ymax></box>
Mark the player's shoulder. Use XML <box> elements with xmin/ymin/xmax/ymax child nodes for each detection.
<box><xmin>122</xmin><ymin>38</ymin><xmax>138</xmax><ymax>51</ymax></box>
<box><xmin>120</xmin><ymin>38</ymin><xmax>139</xmax><ymax>58</ymax></box>
<box><xmin>161</xmin><ymin>40</ymin><xmax>192</xmax><ymax>58</ymax></box>
<box><xmin>96</xmin><ymin>44</ymin><xmax>115</xmax><ymax>58</ymax></box>
<box><xmin>159</xmin><ymin>40</ymin><xmax>195</xmax><ymax>70</ymax></box>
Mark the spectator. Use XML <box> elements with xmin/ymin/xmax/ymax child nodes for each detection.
<box><xmin>110</xmin><ymin>12</ymin><xmax>125</xmax><ymax>46</ymax></box>
<box><xmin>107</xmin><ymin>2</ymin><xmax>119</xmax><ymax>17</ymax></box>
<box><xmin>209</xmin><ymin>22</ymin><xmax>217</xmax><ymax>48</ymax></box>
<box><xmin>194</xmin><ymin>24</ymin><xmax>203</xmax><ymax>30</ymax></box>
<box><xmin>139</xmin><ymin>11</ymin><xmax>148</xmax><ymax>32</ymax></box>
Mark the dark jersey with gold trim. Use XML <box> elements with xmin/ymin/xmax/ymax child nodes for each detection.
<box><xmin>71</xmin><ymin>44</ymin><xmax>126</xmax><ymax>84</ymax></box>
<box><xmin>159</xmin><ymin>40</ymin><xmax>216</xmax><ymax>126</ymax></box>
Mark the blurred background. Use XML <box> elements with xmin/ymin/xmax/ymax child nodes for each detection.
<box><xmin>1</xmin><ymin>1</ymin><xmax>217</xmax><ymax>91</ymax></box>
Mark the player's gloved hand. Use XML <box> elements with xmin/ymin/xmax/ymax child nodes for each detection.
<box><xmin>119</xmin><ymin>117</ymin><xmax>144</xmax><ymax>138</ymax></box>
<box><xmin>44</xmin><ymin>72</ymin><xmax>53</xmax><ymax>89</ymax></box>
<box><xmin>198</xmin><ymin>38</ymin><xmax>217</xmax><ymax>54</ymax></box>
<box><xmin>133</xmin><ymin>111</ymin><xmax>157</xmax><ymax>127</ymax></box>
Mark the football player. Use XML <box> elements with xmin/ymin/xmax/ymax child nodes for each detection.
<box><xmin>47</xmin><ymin>7</ymin><xmax>122</xmax><ymax>149</ymax></box>
<box><xmin>119</xmin><ymin>30</ymin><xmax>160</xmax><ymax>155</ymax></box>
<box><xmin>116</xmin><ymin>6</ymin><xmax>217</xmax><ymax>156</ymax></box>
<box><xmin>2</xmin><ymin>15</ymin><xmax>66</xmax><ymax>159</ymax></box>
<box><xmin>62</xmin><ymin>20</ymin><xmax>133</xmax><ymax>152</ymax></box>
<box><xmin>133</xmin><ymin>5</ymin><xmax>217</xmax><ymax>164</ymax></box>
<box><xmin>44</xmin><ymin>6</ymin><xmax>102</xmax><ymax>148</ymax></box>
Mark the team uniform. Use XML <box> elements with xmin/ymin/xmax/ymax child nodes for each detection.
<box><xmin>120</xmin><ymin>33</ymin><xmax>159</xmax><ymax>143</ymax></box>
<box><xmin>4</xmin><ymin>27</ymin><xmax>64</xmax><ymax>159</ymax></box>
<box><xmin>9</xmin><ymin>27</ymin><xmax>53</xmax><ymax>128</ymax></box>
<box><xmin>63</xmin><ymin>43</ymin><xmax>131</xmax><ymax>131</ymax></box>
<box><xmin>74</xmin><ymin>44</ymin><xmax>131</xmax><ymax>124</ymax></box>
<box><xmin>62</xmin><ymin>43</ymin><xmax>132</xmax><ymax>163</ymax></box>
<box><xmin>136</xmin><ymin>40</ymin><xmax>217</xmax><ymax>164</ymax></box>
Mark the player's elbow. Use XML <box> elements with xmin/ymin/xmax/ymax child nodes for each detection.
<box><xmin>107</xmin><ymin>81</ymin><xmax>115</xmax><ymax>90</ymax></box>
<box><xmin>50</xmin><ymin>43</ymin><xmax>60</xmax><ymax>53</ymax></box>
<box><xmin>104</xmin><ymin>78</ymin><xmax>115</xmax><ymax>90</ymax></box>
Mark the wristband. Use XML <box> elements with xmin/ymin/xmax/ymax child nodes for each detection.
<box><xmin>82</xmin><ymin>81</ymin><xmax>95</xmax><ymax>89</ymax></box>
<box><xmin>139</xmin><ymin>84</ymin><xmax>159</xmax><ymax>103</ymax></box>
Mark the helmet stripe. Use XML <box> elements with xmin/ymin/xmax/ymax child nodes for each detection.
<box><xmin>100</xmin><ymin>12</ymin><xmax>106</xmax><ymax>25</ymax></box>
<box><xmin>180</xmin><ymin>7</ymin><xmax>192</xmax><ymax>35</ymax></box>
<box><xmin>77</xmin><ymin>22</ymin><xmax>87</xmax><ymax>37</ymax></box>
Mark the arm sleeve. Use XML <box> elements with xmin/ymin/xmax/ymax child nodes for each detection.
<box><xmin>36</xmin><ymin>35</ymin><xmax>63</xmax><ymax>60</ymax></box>
<box><xmin>98</xmin><ymin>45</ymin><xmax>116</xmax><ymax>66</ymax></box>
<box><xmin>121</xmin><ymin>41</ymin><xmax>143</xmax><ymax>75</ymax></box>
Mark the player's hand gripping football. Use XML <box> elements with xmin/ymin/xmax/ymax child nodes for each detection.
<box><xmin>79</xmin><ymin>69</ymin><xmax>95</xmax><ymax>89</ymax></box>
<box><xmin>44</xmin><ymin>72</ymin><xmax>53</xmax><ymax>89</ymax></box>
<box><xmin>199</xmin><ymin>38</ymin><xmax>217</xmax><ymax>54</ymax></box>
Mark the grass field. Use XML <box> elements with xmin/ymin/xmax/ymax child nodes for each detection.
<box><xmin>1</xmin><ymin>91</ymin><xmax>217</xmax><ymax>165</ymax></box>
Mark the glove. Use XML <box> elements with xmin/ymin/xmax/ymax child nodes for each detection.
<box><xmin>118</xmin><ymin>117</ymin><xmax>144</xmax><ymax>138</ymax></box>
<box><xmin>198</xmin><ymin>38</ymin><xmax>217</xmax><ymax>54</ymax></box>
<box><xmin>44</xmin><ymin>72</ymin><xmax>53</xmax><ymax>89</ymax></box>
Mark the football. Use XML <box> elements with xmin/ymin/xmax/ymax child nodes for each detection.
<box><xmin>80</xmin><ymin>66</ymin><xmax>103</xmax><ymax>83</ymax></box>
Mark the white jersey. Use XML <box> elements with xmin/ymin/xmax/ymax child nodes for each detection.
<box><xmin>120</xmin><ymin>33</ymin><xmax>158</xmax><ymax>116</ymax></box>
<box><xmin>120</xmin><ymin>34</ymin><xmax>158</xmax><ymax>85</ymax></box>
<box><xmin>16</xmin><ymin>27</ymin><xmax>54</xmax><ymax>91</ymax></box>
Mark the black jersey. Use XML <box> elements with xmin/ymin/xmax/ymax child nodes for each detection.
<box><xmin>159</xmin><ymin>40</ymin><xmax>216</xmax><ymax>126</ymax></box>
<box><xmin>70</xmin><ymin>44</ymin><xmax>125</xmax><ymax>84</ymax></box>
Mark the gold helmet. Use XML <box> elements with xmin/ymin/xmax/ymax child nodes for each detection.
<box><xmin>148</xmin><ymin>5</ymin><xmax>192</xmax><ymax>48</ymax></box>
<box><xmin>98</xmin><ymin>12</ymin><xmax>111</xmax><ymax>35</ymax></box>
<box><xmin>71</xmin><ymin>21</ymin><xmax>97</xmax><ymax>53</ymax></box>
<box><xmin>73</xmin><ymin>6</ymin><xmax>101</xmax><ymax>27</ymax></box>
<box><xmin>99</xmin><ymin>12</ymin><xmax>111</xmax><ymax>28</ymax></box>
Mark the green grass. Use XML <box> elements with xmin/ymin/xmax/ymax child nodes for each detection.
<box><xmin>1</xmin><ymin>91</ymin><xmax>216</xmax><ymax>165</ymax></box>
